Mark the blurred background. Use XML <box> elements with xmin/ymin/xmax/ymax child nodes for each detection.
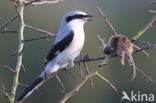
<box><xmin>0</xmin><ymin>0</ymin><xmax>156</xmax><ymax>103</ymax></box>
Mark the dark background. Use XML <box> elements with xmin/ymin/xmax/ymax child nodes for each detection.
<box><xmin>0</xmin><ymin>0</ymin><xmax>156</xmax><ymax>103</ymax></box>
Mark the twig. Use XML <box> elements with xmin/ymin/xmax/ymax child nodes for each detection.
<box><xmin>132</xmin><ymin>39</ymin><xmax>152</xmax><ymax>46</ymax></box>
<box><xmin>12</xmin><ymin>0</ymin><xmax>63</xmax><ymax>6</ymax></box>
<box><xmin>75</xmin><ymin>56</ymin><xmax>106</xmax><ymax>64</ymax></box>
<box><xmin>96</xmin><ymin>73</ymin><xmax>118</xmax><ymax>92</ymax></box>
<box><xmin>64</xmin><ymin>69</ymin><xmax>79</xmax><ymax>80</ymax></box>
<box><xmin>78</xmin><ymin>62</ymin><xmax>83</xmax><ymax>78</ymax></box>
<box><xmin>56</xmin><ymin>75</ymin><xmax>65</xmax><ymax>90</ymax></box>
<box><xmin>0</xmin><ymin>30</ymin><xmax>18</xmax><ymax>33</ymax></box>
<box><xmin>25</xmin><ymin>25</ymin><xmax>55</xmax><ymax>36</ymax></box>
<box><xmin>58</xmin><ymin>88</ymin><xmax>66</xmax><ymax>95</ymax></box>
<box><xmin>97</xmin><ymin>7</ymin><xmax>118</xmax><ymax>37</ymax></box>
<box><xmin>22</xmin><ymin>35</ymin><xmax>55</xmax><ymax>43</ymax></box>
<box><xmin>0</xmin><ymin>14</ymin><xmax>19</xmax><ymax>31</ymax></box>
<box><xmin>1</xmin><ymin>64</ymin><xmax>16</xmax><ymax>73</ymax></box>
<box><xmin>21</xmin><ymin>63</ymin><xmax>26</xmax><ymax>72</ymax></box>
<box><xmin>1</xmin><ymin>82</ymin><xmax>11</xmax><ymax>100</ymax></box>
<box><xmin>18</xmin><ymin>83</ymin><xmax>28</xmax><ymax>88</ymax></box>
<box><xmin>80</xmin><ymin>52</ymin><xmax>94</xmax><ymax>88</ymax></box>
<box><xmin>133</xmin><ymin>45</ymin><xmax>156</xmax><ymax>54</ymax></box>
<box><xmin>124</xmin><ymin>58</ymin><xmax>156</xmax><ymax>85</ymax></box>
<box><xmin>10</xmin><ymin>1</ymin><xmax>25</xmax><ymax>102</ymax></box>
<box><xmin>8</xmin><ymin>50</ymin><xmax>18</xmax><ymax>57</ymax></box>
<box><xmin>59</xmin><ymin>63</ymin><xmax>108</xmax><ymax>103</ymax></box>
<box><xmin>133</xmin><ymin>16</ymin><xmax>156</xmax><ymax>40</ymax></box>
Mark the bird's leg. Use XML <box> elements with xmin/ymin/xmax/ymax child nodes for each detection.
<box><xmin>41</xmin><ymin>62</ymin><xmax>48</xmax><ymax>78</ymax></box>
<box><xmin>69</xmin><ymin>60</ymin><xmax>75</xmax><ymax>67</ymax></box>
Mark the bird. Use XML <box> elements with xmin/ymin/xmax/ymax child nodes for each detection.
<box><xmin>17</xmin><ymin>10</ymin><xmax>92</xmax><ymax>102</ymax></box>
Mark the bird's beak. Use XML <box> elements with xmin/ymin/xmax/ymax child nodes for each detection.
<box><xmin>83</xmin><ymin>14</ymin><xmax>93</xmax><ymax>22</ymax></box>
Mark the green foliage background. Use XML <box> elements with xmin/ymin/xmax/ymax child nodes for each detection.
<box><xmin>0</xmin><ymin>0</ymin><xmax>156</xmax><ymax>103</ymax></box>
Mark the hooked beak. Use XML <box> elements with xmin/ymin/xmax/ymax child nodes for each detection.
<box><xmin>83</xmin><ymin>14</ymin><xmax>93</xmax><ymax>21</ymax></box>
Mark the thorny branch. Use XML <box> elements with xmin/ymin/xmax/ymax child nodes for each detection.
<box><xmin>12</xmin><ymin>0</ymin><xmax>64</xmax><ymax>6</ymax></box>
<box><xmin>97</xmin><ymin>7</ymin><xmax>118</xmax><ymax>37</ymax></box>
<box><xmin>25</xmin><ymin>25</ymin><xmax>55</xmax><ymax>36</ymax></box>
<box><xmin>133</xmin><ymin>16</ymin><xmax>156</xmax><ymax>40</ymax></box>
<box><xmin>59</xmin><ymin>63</ymin><xmax>109</xmax><ymax>103</ymax></box>
<box><xmin>80</xmin><ymin>52</ymin><xmax>94</xmax><ymax>88</ymax></box>
<box><xmin>1</xmin><ymin>1</ymin><xmax>156</xmax><ymax>103</ymax></box>
<box><xmin>1</xmin><ymin>83</ymin><xmax>11</xmax><ymax>100</ymax></box>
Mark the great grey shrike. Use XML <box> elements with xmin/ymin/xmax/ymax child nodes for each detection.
<box><xmin>18</xmin><ymin>10</ymin><xmax>92</xmax><ymax>102</ymax></box>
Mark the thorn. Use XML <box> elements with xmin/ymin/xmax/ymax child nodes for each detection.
<box><xmin>56</xmin><ymin>75</ymin><xmax>65</xmax><ymax>90</ymax></box>
<box><xmin>21</xmin><ymin>63</ymin><xmax>26</xmax><ymax>72</ymax></box>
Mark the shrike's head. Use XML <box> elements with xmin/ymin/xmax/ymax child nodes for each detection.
<box><xmin>61</xmin><ymin>10</ymin><xmax>92</xmax><ymax>27</ymax></box>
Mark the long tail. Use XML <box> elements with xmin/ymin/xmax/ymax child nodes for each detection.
<box><xmin>18</xmin><ymin>77</ymin><xmax>44</xmax><ymax>102</ymax></box>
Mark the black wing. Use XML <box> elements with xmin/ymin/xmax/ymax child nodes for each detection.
<box><xmin>44</xmin><ymin>31</ymin><xmax>74</xmax><ymax>66</ymax></box>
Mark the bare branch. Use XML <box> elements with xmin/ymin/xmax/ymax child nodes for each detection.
<box><xmin>18</xmin><ymin>83</ymin><xmax>28</xmax><ymax>88</ymax></box>
<box><xmin>96</xmin><ymin>73</ymin><xmax>118</xmax><ymax>92</ymax></box>
<box><xmin>25</xmin><ymin>25</ymin><xmax>55</xmax><ymax>36</ymax></box>
<box><xmin>12</xmin><ymin>0</ymin><xmax>63</xmax><ymax>6</ymax></box>
<box><xmin>124</xmin><ymin>58</ymin><xmax>156</xmax><ymax>85</ymax></box>
<box><xmin>133</xmin><ymin>16</ymin><xmax>156</xmax><ymax>40</ymax></box>
<box><xmin>0</xmin><ymin>30</ymin><xmax>18</xmax><ymax>33</ymax></box>
<box><xmin>22</xmin><ymin>35</ymin><xmax>55</xmax><ymax>43</ymax></box>
<box><xmin>80</xmin><ymin>52</ymin><xmax>94</xmax><ymax>88</ymax></box>
<box><xmin>97</xmin><ymin>7</ymin><xmax>118</xmax><ymax>37</ymax></box>
<box><xmin>58</xmin><ymin>88</ymin><xmax>66</xmax><ymax>95</ymax></box>
<box><xmin>64</xmin><ymin>69</ymin><xmax>79</xmax><ymax>80</ymax></box>
<box><xmin>56</xmin><ymin>75</ymin><xmax>65</xmax><ymax>90</ymax></box>
<box><xmin>75</xmin><ymin>56</ymin><xmax>106</xmax><ymax>64</ymax></box>
<box><xmin>59</xmin><ymin>63</ymin><xmax>108</xmax><ymax>103</ymax></box>
<box><xmin>1</xmin><ymin>64</ymin><xmax>16</xmax><ymax>73</ymax></box>
<box><xmin>0</xmin><ymin>14</ymin><xmax>19</xmax><ymax>31</ymax></box>
<box><xmin>78</xmin><ymin>62</ymin><xmax>83</xmax><ymax>78</ymax></box>
<box><xmin>21</xmin><ymin>63</ymin><xmax>26</xmax><ymax>72</ymax></box>
<box><xmin>8</xmin><ymin>50</ymin><xmax>18</xmax><ymax>57</ymax></box>
<box><xmin>133</xmin><ymin>44</ymin><xmax>156</xmax><ymax>54</ymax></box>
<box><xmin>1</xmin><ymin>82</ymin><xmax>11</xmax><ymax>100</ymax></box>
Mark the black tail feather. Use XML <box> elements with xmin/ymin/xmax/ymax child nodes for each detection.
<box><xmin>18</xmin><ymin>77</ymin><xmax>43</xmax><ymax>102</ymax></box>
